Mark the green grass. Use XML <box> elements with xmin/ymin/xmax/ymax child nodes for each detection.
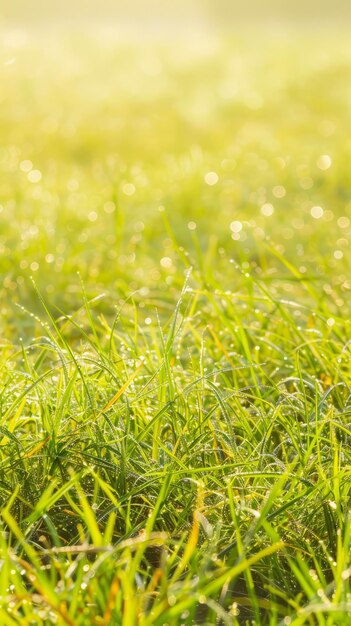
<box><xmin>1</xmin><ymin>27</ymin><xmax>351</xmax><ymax>625</ymax></box>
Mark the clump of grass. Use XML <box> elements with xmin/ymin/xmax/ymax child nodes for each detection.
<box><xmin>1</xmin><ymin>271</ymin><xmax>351</xmax><ymax>624</ymax></box>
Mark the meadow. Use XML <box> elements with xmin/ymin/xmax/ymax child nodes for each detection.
<box><xmin>1</xmin><ymin>27</ymin><xmax>351</xmax><ymax>625</ymax></box>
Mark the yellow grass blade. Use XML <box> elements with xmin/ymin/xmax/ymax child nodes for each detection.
<box><xmin>23</xmin><ymin>436</ymin><xmax>50</xmax><ymax>459</ymax></box>
<box><xmin>97</xmin><ymin>361</ymin><xmax>143</xmax><ymax>417</ymax></box>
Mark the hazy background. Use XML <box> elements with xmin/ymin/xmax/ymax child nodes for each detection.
<box><xmin>2</xmin><ymin>0</ymin><xmax>351</xmax><ymax>28</ymax></box>
<box><xmin>1</xmin><ymin>0</ymin><xmax>350</xmax><ymax>322</ymax></box>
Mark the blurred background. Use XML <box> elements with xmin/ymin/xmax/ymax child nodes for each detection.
<box><xmin>2</xmin><ymin>0</ymin><xmax>351</xmax><ymax>28</ymax></box>
<box><xmin>1</xmin><ymin>0</ymin><xmax>351</xmax><ymax>336</ymax></box>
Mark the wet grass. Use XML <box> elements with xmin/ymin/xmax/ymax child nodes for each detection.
<box><xmin>1</xmin><ymin>28</ymin><xmax>351</xmax><ymax>624</ymax></box>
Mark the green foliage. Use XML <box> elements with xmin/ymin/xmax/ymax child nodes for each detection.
<box><xmin>1</xmin><ymin>30</ymin><xmax>351</xmax><ymax>624</ymax></box>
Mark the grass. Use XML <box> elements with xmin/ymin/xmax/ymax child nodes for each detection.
<box><xmin>1</xmin><ymin>26</ymin><xmax>351</xmax><ymax>624</ymax></box>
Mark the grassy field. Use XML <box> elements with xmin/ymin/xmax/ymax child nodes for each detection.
<box><xmin>1</xmin><ymin>27</ymin><xmax>351</xmax><ymax>625</ymax></box>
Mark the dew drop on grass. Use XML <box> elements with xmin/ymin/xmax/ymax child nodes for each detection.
<box><xmin>204</xmin><ymin>171</ymin><xmax>219</xmax><ymax>185</ymax></box>
<box><xmin>20</xmin><ymin>159</ymin><xmax>33</xmax><ymax>172</ymax></box>
<box><xmin>272</xmin><ymin>185</ymin><xmax>286</xmax><ymax>198</ymax></box>
<box><xmin>230</xmin><ymin>603</ymin><xmax>240</xmax><ymax>616</ymax></box>
<box><xmin>28</xmin><ymin>169</ymin><xmax>42</xmax><ymax>183</ymax></box>
<box><xmin>160</xmin><ymin>256</ymin><xmax>172</xmax><ymax>269</ymax></box>
<box><xmin>122</xmin><ymin>183</ymin><xmax>135</xmax><ymax>196</ymax></box>
<box><xmin>230</xmin><ymin>220</ymin><xmax>242</xmax><ymax>233</ymax></box>
<box><xmin>317</xmin><ymin>154</ymin><xmax>332</xmax><ymax>170</ymax></box>
<box><xmin>311</xmin><ymin>206</ymin><xmax>324</xmax><ymax>219</ymax></box>
<box><xmin>337</xmin><ymin>216</ymin><xmax>350</xmax><ymax>228</ymax></box>
<box><xmin>260</xmin><ymin>202</ymin><xmax>274</xmax><ymax>216</ymax></box>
